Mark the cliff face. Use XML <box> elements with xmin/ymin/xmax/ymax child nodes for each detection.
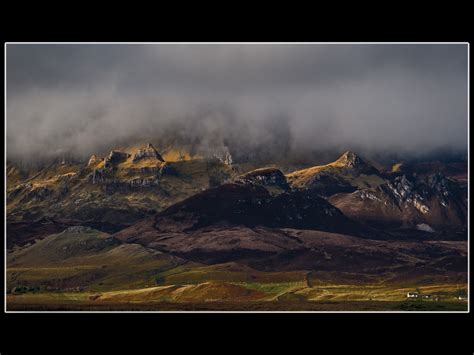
<box><xmin>104</xmin><ymin>150</ymin><xmax>131</xmax><ymax>168</ymax></box>
<box><xmin>329</xmin><ymin>173</ymin><xmax>467</xmax><ymax>230</ymax></box>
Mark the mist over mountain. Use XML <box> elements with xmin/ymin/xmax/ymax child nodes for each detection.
<box><xmin>6</xmin><ymin>44</ymin><xmax>469</xmax><ymax>312</ymax></box>
<box><xmin>6</xmin><ymin>43</ymin><xmax>468</xmax><ymax>164</ymax></box>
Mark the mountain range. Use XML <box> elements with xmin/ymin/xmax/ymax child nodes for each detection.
<box><xmin>6</xmin><ymin>143</ymin><xmax>468</xmax><ymax>311</ymax></box>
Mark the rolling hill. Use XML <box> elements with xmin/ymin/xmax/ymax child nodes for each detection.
<box><xmin>7</xmin><ymin>226</ymin><xmax>186</xmax><ymax>293</ymax></box>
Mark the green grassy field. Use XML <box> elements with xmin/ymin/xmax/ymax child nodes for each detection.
<box><xmin>7</xmin><ymin>280</ymin><xmax>467</xmax><ymax>311</ymax></box>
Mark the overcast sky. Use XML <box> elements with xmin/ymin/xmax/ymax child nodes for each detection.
<box><xmin>6</xmin><ymin>43</ymin><xmax>468</xmax><ymax>162</ymax></box>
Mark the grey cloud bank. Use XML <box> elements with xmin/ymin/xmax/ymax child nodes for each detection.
<box><xmin>6</xmin><ymin>43</ymin><xmax>468</xmax><ymax>163</ymax></box>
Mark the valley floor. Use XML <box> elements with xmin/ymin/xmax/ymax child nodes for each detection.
<box><xmin>6</xmin><ymin>282</ymin><xmax>468</xmax><ymax>312</ymax></box>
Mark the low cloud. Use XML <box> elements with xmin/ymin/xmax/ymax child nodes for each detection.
<box><xmin>6</xmin><ymin>43</ymin><xmax>468</xmax><ymax>163</ymax></box>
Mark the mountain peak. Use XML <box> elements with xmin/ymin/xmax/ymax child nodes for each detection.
<box><xmin>133</xmin><ymin>143</ymin><xmax>165</xmax><ymax>163</ymax></box>
<box><xmin>331</xmin><ymin>151</ymin><xmax>380</xmax><ymax>176</ymax></box>
<box><xmin>335</xmin><ymin>151</ymin><xmax>363</xmax><ymax>168</ymax></box>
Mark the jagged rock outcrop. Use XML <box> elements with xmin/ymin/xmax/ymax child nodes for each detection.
<box><xmin>104</xmin><ymin>151</ymin><xmax>130</xmax><ymax>169</ymax></box>
<box><xmin>64</xmin><ymin>226</ymin><xmax>94</xmax><ymax>233</ymax></box>
<box><xmin>235</xmin><ymin>167</ymin><xmax>289</xmax><ymax>192</ymax></box>
<box><xmin>87</xmin><ymin>154</ymin><xmax>101</xmax><ymax>167</ymax></box>
<box><xmin>333</xmin><ymin>151</ymin><xmax>379</xmax><ymax>175</ymax></box>
<box><xmin>381</xmin><ymin>174</ymin><xmax>461</xmax><ymax>213</ymax></box>
<box><xmin>132</xmin><ymin>144</ymin><xmax>164</xmax><ymax>163</ymax></box>
<box><xmin>126</xmin><ymin>162</ymin><xmax>177</xmax><ymax>176</ymax></box>
<box><xmin>90</xmin><ymin>175</ymin><xmax>162</xmax><ymax>193</ymax></box>
<box><xmin>208</xmin><ymin>146</ymin><xmax>233</xmax><ymax>165</ymax></box>
<box><xmin>88</xmin><ymin>164</ymin><xmax>175</xmax><ymax>188</ymax></box>
<box><xmin>129</xmin><ymin>177</ymin><xmax>160</xmax><ymax>188</ymax></box>
<box><xmin>329</xmin><ymin>173</ymin><xmax>467</xmax><ymax>229</ymax></box>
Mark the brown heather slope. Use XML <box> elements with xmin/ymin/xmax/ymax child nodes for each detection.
<box><xmin>111</xmin><ymin>183</ymin><xmax>466</xmax><ymax>282</ymax></box>
<box><xmin>8</xmin><ymin>224</ymin><xmax>467</xmax><ymax>295</ymax></box>
<box><xmin>114</xmin><ymin>183</ymin><xmax>380</xmax><ymax>239</ymax></box>
<box><xmin>115</xmin><ymin>224</ymin><xmax>466</xmax><ymax>280</ymax></box>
